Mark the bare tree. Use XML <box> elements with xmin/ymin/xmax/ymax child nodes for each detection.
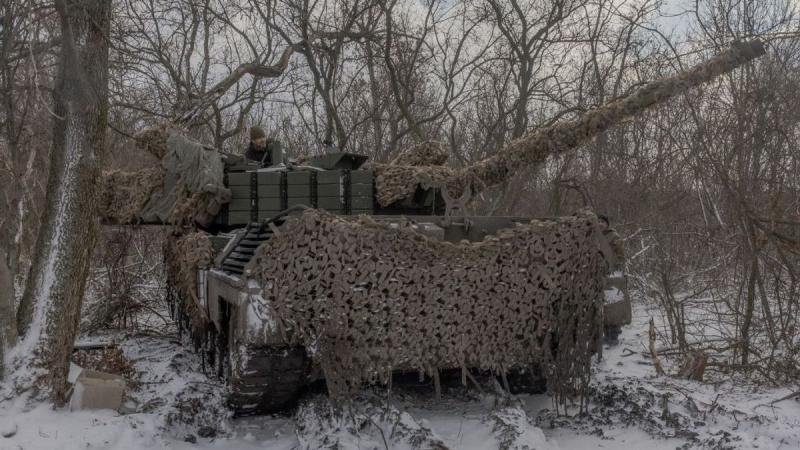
<box><xmin>0</xmin><ymin>248</ymin><xmax>15</xmax><ymax>379</ymax></box>
<box><xmin>111</xmin><ymin>0</ymin><xmax>296</xmax><ymax>149</ymax></box>
<box><xmin>0</xmin><ymin>0</ymin><xmax>55</xmax><ymax>380</ymax></box>
<box><xmin>9</xmin><ymin>0</ymin><xmax>111</xmax><ymax>403</ymax></box>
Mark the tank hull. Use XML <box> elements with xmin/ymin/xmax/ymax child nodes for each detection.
<box><xmin>189</xmin><ymin>213</ymin><xmax>630</xmax><ymax>415</ymax></box>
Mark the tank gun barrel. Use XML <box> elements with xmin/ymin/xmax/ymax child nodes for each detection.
<box><xmin>372</xmin><ymin>40</ymin><xmax>766</xmax><ymax>206</ymax></box>
<box><xmin>459</xmin><ymin>40</ymin><xmax>766</xmax><ymax>194</ymax></box>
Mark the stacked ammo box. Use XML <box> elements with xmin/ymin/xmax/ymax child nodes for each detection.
<box><xmin>218</xmin><ymin>169</ymin><xmax>374</xmax><ymax>226</ymax></box>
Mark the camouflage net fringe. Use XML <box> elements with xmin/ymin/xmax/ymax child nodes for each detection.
<box><xmin>98</xmin><ymin>124</ymin><xmax>170</xmax><ymax>224</ymax></box>
<box><xmin>370</xmin><ymin>163</ymin><xmax>463</xmax><ymax>207</ymax></box>
<box><xmin>164</xmin><ymin>231</ymin><xmax>214</xmax><ymax>332</ymax></box>
<box><xmin>389</xmin><ymin>141</ymin><xmax>449</xmax><ymax>166</ymax></box>
<box><xmin>98</xmin><ymin>168</ymin><xmax>165</xmax><ymax>224</ymax></box>
<box><xmin>134</xmin><ymin>123</ymin><xmax>171</xmax><ymax>159</ymax></box>
<box><xmin>98</xmin><ymin>125</ymin><xmax>230</xmax><ymax>226</ymax></box>
<box><xmin>247</xmin><ymin>209</ymin><xmax>608</xmax><ymax>403</ymax></box>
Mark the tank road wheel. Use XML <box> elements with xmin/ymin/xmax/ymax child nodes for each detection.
<box><xmin>228</xmin><ymin>345</ymin><xmax>311</xmax><ymax>416</ymax></box>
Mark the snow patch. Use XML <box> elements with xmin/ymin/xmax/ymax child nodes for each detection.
<box><xmin>239</xmin><ymin>283</ymin><xmax>278</xmax><ymax>340</ymax></box>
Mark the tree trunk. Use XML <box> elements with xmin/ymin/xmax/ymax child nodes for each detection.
<box><xmin>9</xmin><ymin>0</ymin><xmax>110</xmax><ymax>405</ymax></box>
<box><xmin>0</xmin><ymin>249</ymin><xmax>16</xmax><ymax>380</ymax></box>
<box><xmin>740</xmin><ymin>255</ymin><xmax>758</xmax><ymax>367</ymax></box>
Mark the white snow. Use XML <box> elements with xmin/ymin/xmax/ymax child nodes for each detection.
<box><xmin>604</xmin><ymin>286</ymin><xmax>624</xmax><ymax>302</ymax></box>
<box><xmin>0</xmin><ymin>396</ymin><xmax>166</xmax><ymax>450</ymax></box>
<box><xmin>2</xmin><ymin>299</ymin><xmax>800</xmax><ymax>449</ymax></box>
<box><xmin>240</xmin><ymin>285</ymin><xmax>279</xmax><ymax>339</ymax></box>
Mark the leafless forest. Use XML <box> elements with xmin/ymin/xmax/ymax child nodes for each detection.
<box><xmin>1</xmin><ymin>0</ymin><xmax>799</xmax><ymax>432</ymax></box>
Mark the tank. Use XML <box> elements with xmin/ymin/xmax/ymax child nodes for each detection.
<box><xmin>165</xmin><ymin>151</ymin><xmax>631</xmax><ymax>416</ymax></box>
<box><xmin>151</xmin><ymin>40</ymin><xmax>764</xmax><ymax>416</ymax></box>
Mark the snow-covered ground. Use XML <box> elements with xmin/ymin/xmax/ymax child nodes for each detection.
<box><xmin>2</xmin><ymin>300</ymin><xmax>799</xmax><ymax>450</ymax></box>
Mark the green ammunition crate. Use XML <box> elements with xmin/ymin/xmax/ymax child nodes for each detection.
<box><xmin>227</xmin><ymin>172</ymin><xmax>252</xmax><ymax>186</ymax></box>
<box><xmin>228</xmin><ymin>198</ymin><xmax>253</xmax><ymax>211</ymax></box>
<box><xmin>350</xmin><ymin>170</ymin><xmax>373</xmax><ymax>185</ymax></box>
<box><xmin>257</xmin><ymin>197</ymin><xmax>283</xmax><ymax>210</ymax></box>
<box><xmin>256</xmin><ymin>185</ymin><xmax>281</xmax><ymax>197</ymax></box>
<box><xmin>318</xmin><ymin>196</ymin><xmax>343</xmax><ymax>211</ymax></box>
<box><xmin>351</xmin><ymin>196</ymin><xmax>373</xmax><ymax>210</ymax></box>
<box><xmin>257</xmin><ymin>172</ymin><xmax>282</xmax><ymax>185</ymax></box>
<box><xmin>229</xmin><ymin>185</ymin><xmax>251</xmax><ymax>199</ymax></box>
<box><xmin>350</xmin><ymin>183</ymin><xmax>373</xmax><ymax>197</ymax></box>
<box><xmin>226</xmin><ymin>211</ymin><xmax>253</xmax><ymax>224</ymax></box>
<box><xmin>317</xmin><ymin>170</ymin><xmax>343</xmax><ymax>184</ymax></box>
<box><xmin>287</xmin><ymin>196</ymin><xmax>312</xmax><ymax>208</ymax></box>
<box><xmin>317</xmin><ymin>182</ymin><xmax>343</xmax><ymax>197</ymax></box>
<box><xmin>287</xmin><ymin>172</ymin><xmax>312</xmax><ymax>197</ymax></box>
<box><xmin>222</xmin><ymin>168</ymin><xmax>376</xmax><ymax>225</ymax></box>
<box><xmin>257</xmin><ymin>210</ymin><xmax>283</xmax><ymax>221</ymax></box>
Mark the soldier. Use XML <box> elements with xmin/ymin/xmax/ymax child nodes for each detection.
<box><xmin>245</xmin><ymin>126</ymin><xmax>272</xmax><ymax>166</ymax></box>
<box><xmin>322</xmin><ymin>138</ymin><xmax>337</xmax><ymax>154</ymax></box>
<box><xmin>598</xmin><ymin>214</ymin><xmax>625</xmax><ymax>269</ymax></box>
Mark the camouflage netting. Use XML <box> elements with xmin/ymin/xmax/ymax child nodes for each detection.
<box><xmin>370</xmin><ymin>163</ymin><xmax>463</xmax><ymax>206</ymax></box>
<box><xmin>247</xmin><ymin>209</ymin><xmax>610</xmax><ymax>402</ymax></box>
<box><xmin>389</xmin><ymin>140</ymin><xmax>449</xmax><ymax>166</ymax></box>
<box><xmin>134</xmin><ymin>123</ymin><xmax>171</xmax><ymax>159</ymax></box>
<box><xmin>372</xmin><ymin>40</ymin><xmax>766</xmax><ymax>206</ymax></box>
<box><xmin>98</xmin><ymin>127</ymin><xmax>231</xmax><ymax>225</ymax></box>
<box><xmin>164</xmin><ymin>231</ymin><xmax>214</xmax><ymax>332</ymax></box>
<box><xmin>98</xmin><ymin>168</ymin><xmax>165</xmax><ymax>224</ymax></box>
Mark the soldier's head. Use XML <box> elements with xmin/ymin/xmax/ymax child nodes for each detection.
<box><xmin>597</xmin><ymin>214</ymin><xmax>610</xmax><ymax>227</ymax></box>
<box><xmin>250</xmin><ymin>126</ymin><xmax>267</xmax><ymax>149</ymax></box>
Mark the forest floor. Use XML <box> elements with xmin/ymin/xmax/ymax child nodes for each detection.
<box><xmin>1</xmin><ymin>299</ymin><xmax>799</xmax><ymax>450</ymax></box>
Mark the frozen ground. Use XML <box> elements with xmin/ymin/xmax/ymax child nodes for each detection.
<box><xmin>2</xmin><ymin>301</ymin><xmax>799</xmax><ymax>450</ymax></box>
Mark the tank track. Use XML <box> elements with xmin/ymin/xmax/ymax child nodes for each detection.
<box><xmin>228</xmin><ymin>345</ymin><xmax>311</xmax><ymax>416</ymax></box>
<box><xmin>168</xmin><ymin>270</ymin><xmax>312</xmax><ymax>416</ymax></box>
